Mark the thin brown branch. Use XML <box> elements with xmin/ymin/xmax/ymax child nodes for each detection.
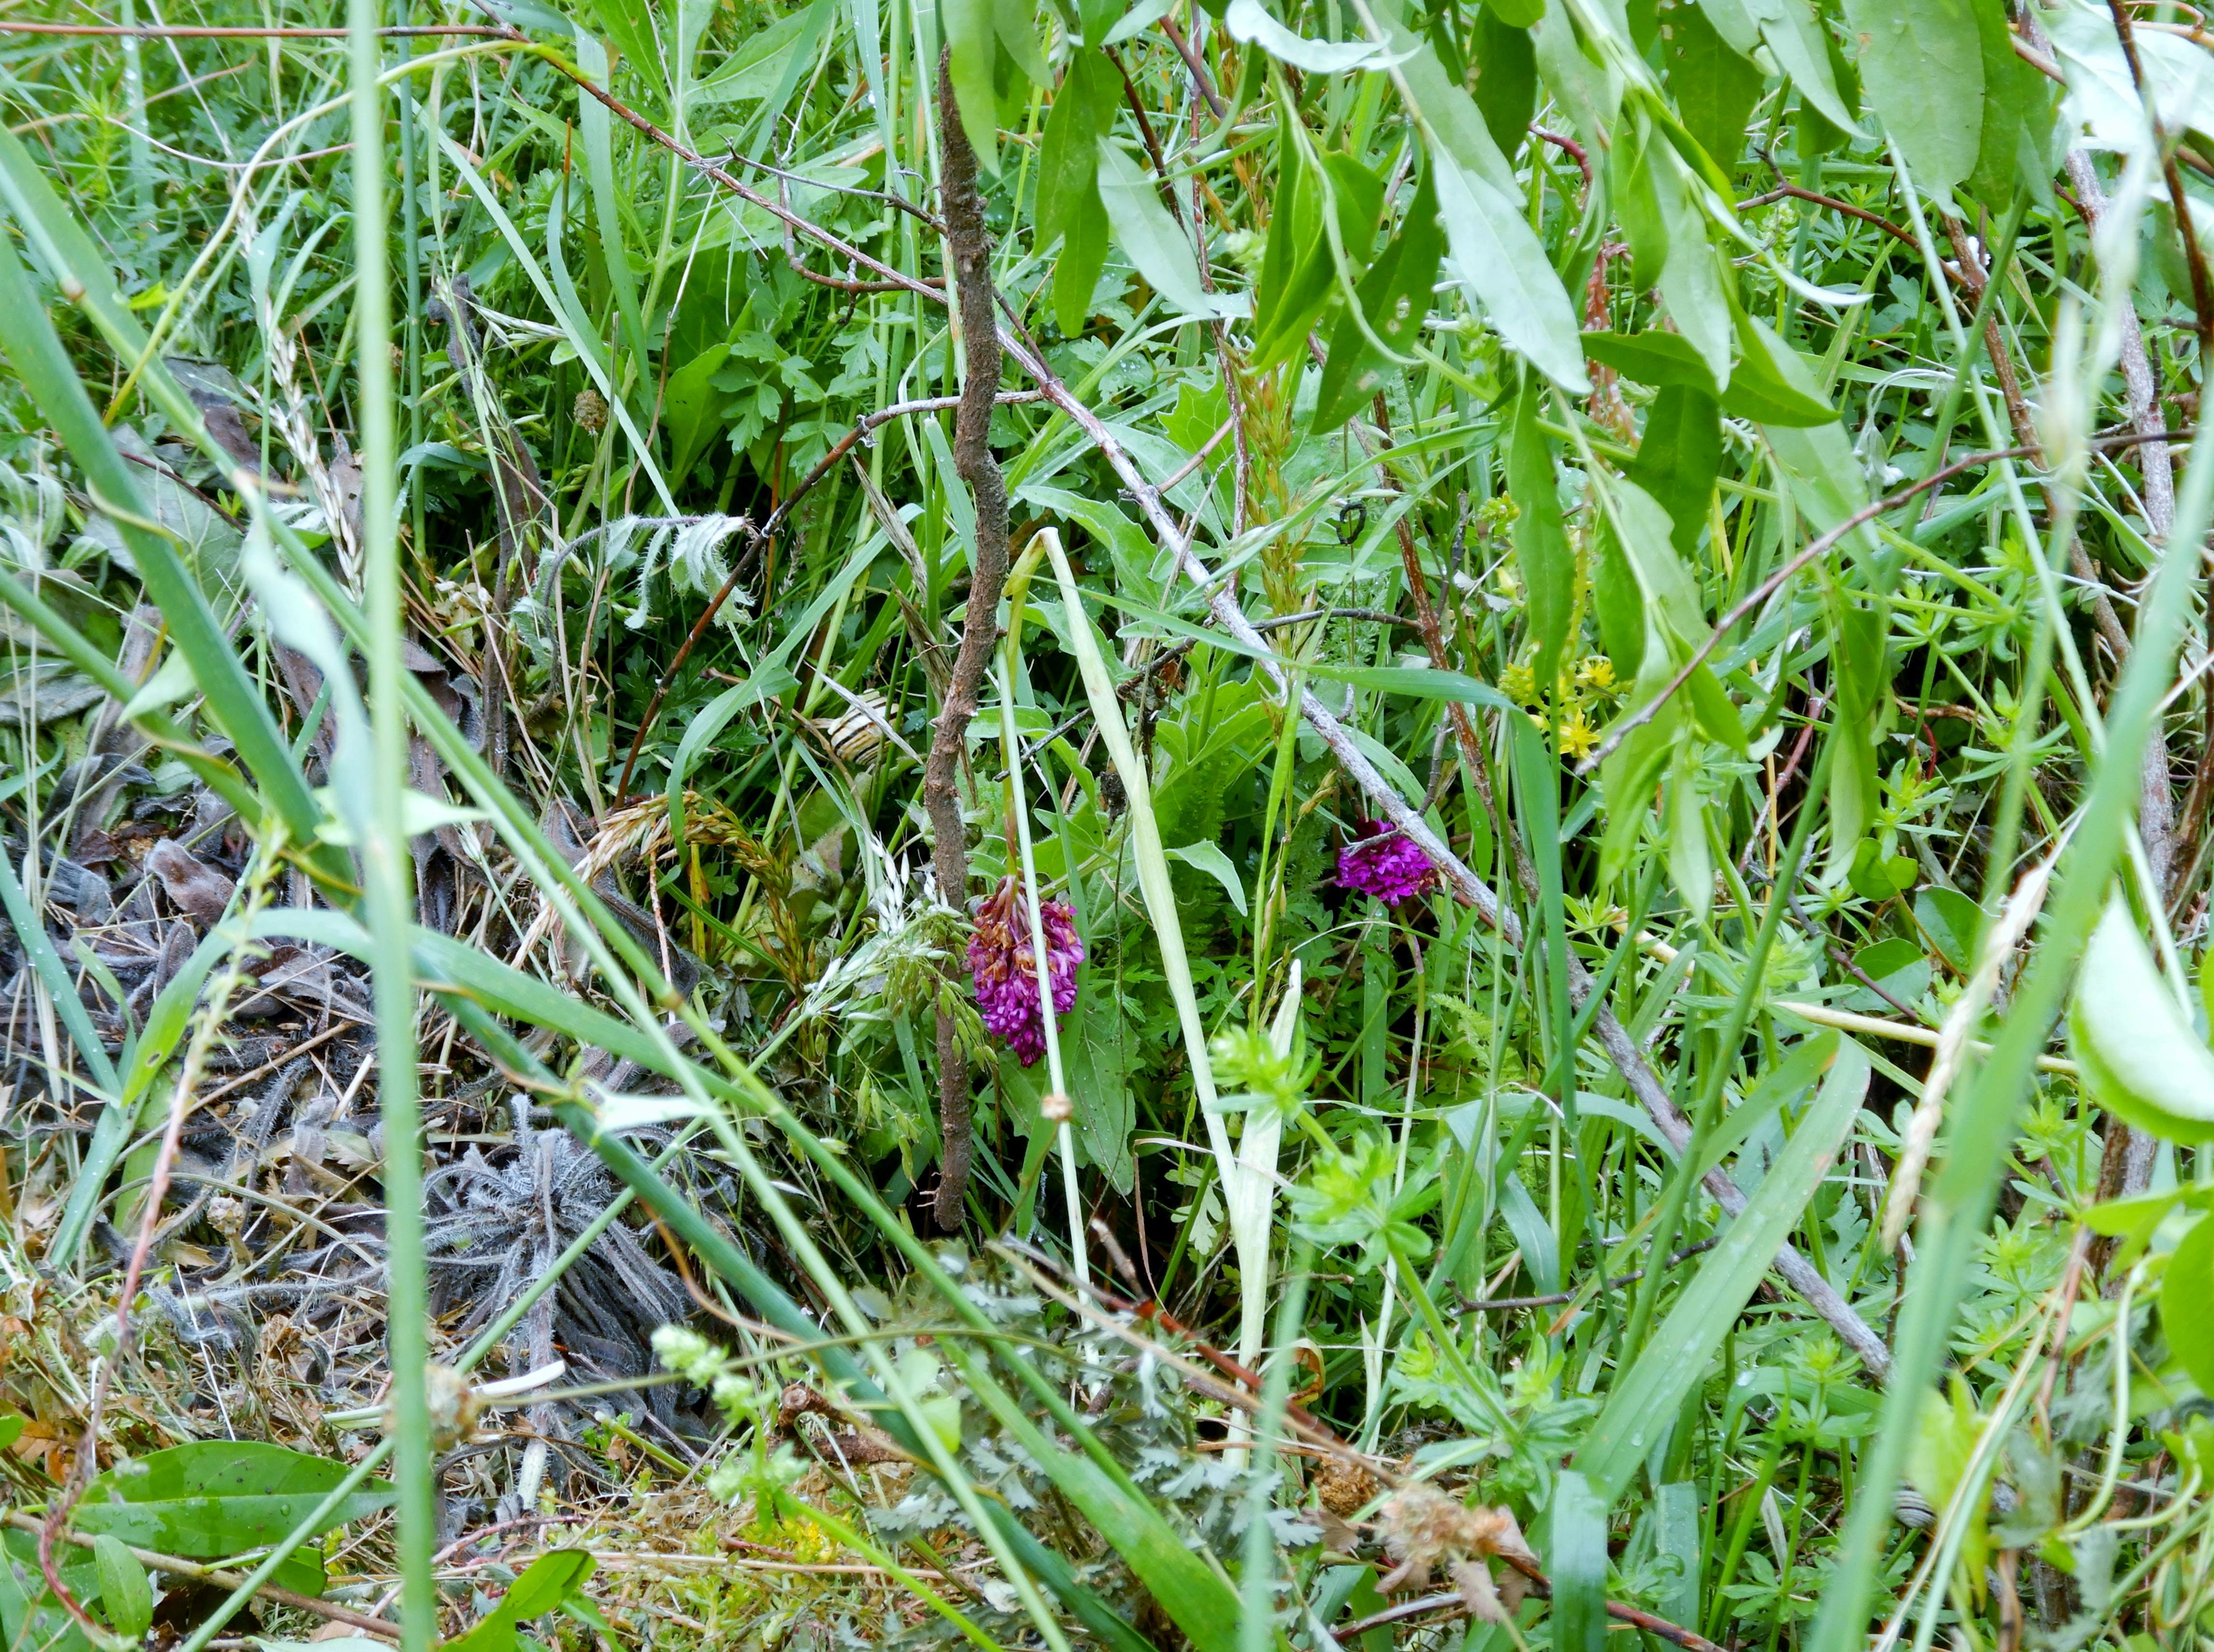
<box><xmin>925</xmin><ymin>49</ymin><xmax>1014</xmax><ymax>1231</ymax></box>
<box><xmin>1340</xmin><ymin>1581</ymin><xmax>1728</xmax><ymax>1652</ymax></box>
<box><xmin>1160</xmin><ymin>17</ymin><xmax>1226</xmax><ymax>116</ymax></box>
<box><xmin>1738</xmin><ymin>181</ymin><xmax>1930</xmax><ymax>261</ymax></box>
<box><xmin>1457</xmin><ymin>1238</ymin><xmax>1721</xmax><ymax>1313</ymax></box>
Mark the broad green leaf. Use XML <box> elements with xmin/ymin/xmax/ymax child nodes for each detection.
<box><xmin>92</xmin><ymin>1537</ymin><xmax>152</xmax><ymax>1641</ymax></box>
<box><xmin>1914</xmin><ymin>885</ymin><xmax>1983</xmax><ymax>974</ymax></box>
<box><xmin>1725</xmin><ymin>311</ymin><xmax>1837</xmax><ymax>425</ymax></box>
<box><xmin>1469</xmin><ymin>7</ymin><xmax>1537</xmax><ymax>154</ymax></box>
<box><xmin>943</xmin><ymin>0</ymin><xmax>1000</xmax><ymax>174</ymax></box>
<box><xmin>993</xmin><ymin>0</ymin><xmax>1046</xmax><ymax>86</ymax></box>
<box><xmin>1577</xmin><ymin>1041</ymin><xmax>1871</xmax><ymax>1499</ymax></box>
<box><xmin>1253</xmin><ymin>141</ymin><xmax>1379</xmax><ymax>365</ymax></box>
<box><xmin>1063</xmin><ymin>976</ymin><xmax>1136</xmax><ymax>1192</ymax></box>
<box><xmin>1036</xmin><ymin>52</ymin><xmax>1113</xmax><ymax>249</ymax></box>
<box><xmin>1548</xmin><ymin>1471</ymin><xmax>1607</xmax><ymax>1652</ymax></box>
<box><xmin>1655</xmin><ymin>1482</ymin><xmax>1702</xmax><ymax>1631</ymax></box>
<box><xmin>1840</xmin><ymin>0</ymin><xmax>1982</xmax><ymax>197</ymax></box>
<box><xmin>2069</xmin><ymin>901</ymin><xmax>2214</xmax><ymax>1143</ymax></box>
<box><xmin>1907</xmin><ymin>1378</ymin><xmax>1992</xmax><ymax>1597</ymax></box>
<box><xmin>1054</xmin><ymin>188</ymin><xmax>1112</xmax><ymax>333</ymax></box>
<box><xmin>581</xmin><ymin>0</ymin><xmax>664</xmax><ymax>101</ymax></box>
<box><xmin>1643</xmin><ymin>124</ymin><xmax>1733</xmax><ymax>385</ymax></box>
<box><xmin>1668</xmin><ymin>2</ymin><xmax>1764</xmax><ymax>168</ymax></box>
<box><xmin>1585</xmin><ymin>330</ymin><xmax>1719</xmax><ymax>397</ymax></box>
<box><xmin>1827</xmin><ymin>603</ymin><xmax>1890</xmax><ymax>858</ymax></box>
<box><xmin>2162</xmin><ymin>1216</ymin><xmax>2214</xmax><ymax>1395</ymax></box>
<box><xmin>0</xmin><ymin>1530</ymin><xmax>95</xmax><ymax>1652</ymax></box>
<box><xmin>1510</xmin><ymin>385</ymin><xmax>1572</xmax><ymax>689</ymax></box>
<box><xmin>1969</xmin><ymin>0</ymin><xmax>2054</xmax><ymax>203</ymax></box>
<box><xmin>1165</xmin><ymin>840</ymin><xmax>1249</xmax><ymax>914</ymax></box>
<box><xmin>1748</xmin><ymin>0</ymin><xmax>1857</xmax><ymax>132</ymax></box>
<box><xmin>445</xmin><ymin>1552</ymin><xmax>596</xmax><ymax>1652</ymax></box>
<box><xmin>1226</xmin><ymin>0</ymin><xmax>1404</xmax><ymax>72</ymax></box>
<box><xmin>75</xmin><ymin>1443</ymin><xmax>393</xmax><ymax>1558</ymax></box>
<box><xmin>2083</xmin><ymin>1187</ymin><xmax>2211</xmax><ymax>1269</ymax></box>
<box><xmin>1627</xmin><ymin>385</ymin><xmax>1722</xmax><ymax>562</ymax></box>
<box><xmin>1094</xmin><ymin>140</ymin><xmax>1246</xmax><ymax>321</ymax></box>
<box><xmin>663</xmin><ymin>343</ymin><xmax>732</xmax><ymax>482</ymax></box>
<box><xmin>1614</xmin><ymin>120</ymin><xmax>1670</xmax><ymax>291</ymax></box>
<box><xmin>1377</xmin><ymin>0</ymin><xmax>1588</xmax><ymax>391</ymax></box>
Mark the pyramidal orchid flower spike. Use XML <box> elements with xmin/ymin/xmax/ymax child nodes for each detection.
<box><xmin>968</xmin><ymin>874</ymin><xmax>1084</xmax><ymax>1066</ymax></box>
<box><xmin>1336</xmin><ymin>819</ymin><xmax>1439</xmax><ymax>904</ymax></box>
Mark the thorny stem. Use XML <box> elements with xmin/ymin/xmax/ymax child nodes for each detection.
<box><xmin>924</xmin><ymin>49</ymin><xmax>1014</xmax><ymax>1230</ymax></box>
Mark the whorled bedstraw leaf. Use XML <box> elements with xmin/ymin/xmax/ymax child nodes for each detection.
<box><xmin>2069</xmin><ymin>900</ymin><xmax>2214</xmax><ymax>1143</ymax></box>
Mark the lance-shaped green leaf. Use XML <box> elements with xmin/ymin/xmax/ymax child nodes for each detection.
<box><xmin>1094</xmin><ymin>139</ymin><xmax>1248</xmax><ymax>320</ymax></box>
<box><xmin>2163</xmin><ymin>1216</ymin><xmax>2214</xmax><ymax>1396</ymax></box>
<box><xmin>1365</xmin><ymin>0</ymin><xmax>1587</xmax><ymax>390</ymax></box>
<box><xmin>1312</xmin><ymin>168</ymin><xmax>1445</xmax><ymax>432</ymax></box>
<box><xmin>1510</xmin><ymin>385</ymin><xmax>1573</xmax><ymax>690</ymax></box>
<box><xmin>942</xmin><ymin>0</ymin><xmax>1000</xmax><ymax>174</ymax></box>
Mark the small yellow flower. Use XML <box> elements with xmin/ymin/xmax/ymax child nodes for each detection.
<box><xmin>1500</xmin><ymin>661</ymin><xmax>1538</xmax><ymax>705</ymax></box>
<box><xmin>1575</xmin><ymin>655</ymin><xmax>1618</xmax><ymax>695</ymax></box>
<box><xmin>1557</xmin><ymin>710</ymin><xmax>1600</xmax><ymax>760</ymax></box>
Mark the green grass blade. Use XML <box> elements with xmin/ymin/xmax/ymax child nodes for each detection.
<box><xmin>0</xmin><ymin>233</ymin><xmax>325</xmax><ymax>861</ymax></box>
<box><xmin>1578</xmin><ymin>1040</ymin><xmax>1870</xmax><ymax>1501</ymax></box>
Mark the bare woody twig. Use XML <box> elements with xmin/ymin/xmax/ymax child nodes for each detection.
<box><xmin>924</xmin><ymin>52</ymin><xmax>1014</xmax><ymax>1231</ymax></box>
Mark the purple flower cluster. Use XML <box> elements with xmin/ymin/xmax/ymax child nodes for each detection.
<box><xmin>1336</xmin><ymin>820</ymin><xmax>1439</xmax><ymax>904</ymax></box>
<box><xmin>968</xmin><ymin>875</ymin><xmax>1084</xmax><ymax>1066</ymax></box>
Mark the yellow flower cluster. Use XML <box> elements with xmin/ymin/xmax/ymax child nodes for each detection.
<box><xmin>1498</xmin><ymin>653</ymin><xmax>1623</xmax><ymax>761</ymax></box>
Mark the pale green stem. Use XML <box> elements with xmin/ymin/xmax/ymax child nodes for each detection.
<box><xmin>347</xmin><ymin>5</ymin><xmax>434</xmax><ymax>1647</ymax></box>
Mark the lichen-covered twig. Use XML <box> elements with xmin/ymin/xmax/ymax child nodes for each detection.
<box><xmin>922</xmin><ymin>50</ymin><xmax>1014</xmax><ymax>1230</ymax></box>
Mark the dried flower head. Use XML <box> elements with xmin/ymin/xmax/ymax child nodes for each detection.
<box><xmin>572</xmin><ymin>388</ymin><xmax>610</xmax><ymax>434</ymax></box>
<box><xmin>1336</xmin><ymin>820</ymin><xmax>1439</xmax><ymax>905</ymax></box>
<box><xmin>967</xmin><ymin>875</ymin><xmax>1083</xmax><ymax>1066</ymax></box>
<box><xmin>1373</xmin><ymin>1483</ymin><xmax>1532</xmax><ymax>1594</ymax></box>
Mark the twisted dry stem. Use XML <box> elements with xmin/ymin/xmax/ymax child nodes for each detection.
<box><xmin>923</xmin><ymin>51</ymin><xmax>1013</xmax><ymax>1230</ymax></box>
